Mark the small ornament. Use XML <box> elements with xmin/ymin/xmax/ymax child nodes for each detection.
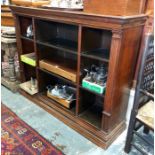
<box><xmin>26</xmin><ymin>25</ymin><xmax>33</xmax><ymax>38</ymax></box>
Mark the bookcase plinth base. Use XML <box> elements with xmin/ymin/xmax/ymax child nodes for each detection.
<box><xmin>19</xmin><ymin>89</ymin><xmax>126</xmax><ymax>149</ymax></box>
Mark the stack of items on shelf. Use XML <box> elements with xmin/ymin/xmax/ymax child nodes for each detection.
<box><xmin>46</xmin><ymin>85</ymin><xmax>76</xmax><ymax>108</ymax></box>
<box><xmin>82</xmin><ymin>64</ymin><xmax>107</xmax><ymax>94</ymax></box>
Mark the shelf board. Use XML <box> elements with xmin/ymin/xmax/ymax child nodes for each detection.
<box><xmin>79</xmin><ymin>104</ymin><xmax>102</xmax><ymax>129</ymax></box>
<box><xmin>36</xmin><ymin>38</ymin><xmax>77</xmax><ymax>55</ymax></box>
<box><xmin>38</xmin><ymin>67</ymin><xmax>77</xmax><ymax>86</ymax></box>
<box><xmin>21</xmin><ymin>35</ymin><xmax>34</xmax><ymax>42</ymax></box>
<box><xmin>80</xmin><ymin>85</ymin><xmax>104</xmax><ymax>98</ymax></box>
<box><xmin>81</xmin><ymin>49</ymin><xmax>109</xmax><ymax>63</ymax></box>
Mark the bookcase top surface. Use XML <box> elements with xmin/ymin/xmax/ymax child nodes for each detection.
<box><xmin>10</xmin><ymin>5</ymin><xmax>147</xmax><ymax>30</ymax></box>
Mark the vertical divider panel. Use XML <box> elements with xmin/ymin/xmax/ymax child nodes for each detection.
<box><xmin>32</xmin><ymin>18</ymin><xmax>40</xmax><ymax>92</ymax></box>
<box><xmin>32</xmin><ymin>18</ymin><xmax>38</xmax><ymax>67</ymax></box>
<box><xmin>14</xmin><ymin>15</ymin><xmax>25</xmax><ymax>82</ymax></box>
<box><xmin>76</xmin><ymin>25</ymin><xmax>82</xmax><ymax>116</ymax></box>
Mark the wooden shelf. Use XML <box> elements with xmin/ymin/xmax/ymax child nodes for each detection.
<box><xmin>81</xmin><ymin>49</ymin><xmax>109</xmax><ymax>63</ymax></box>
<box><xmin>36</xmin><ymin>38</ymin><xmax>77</xmax><ymax>55</ymax></box>
<box><xmin>21</xmin><ymin>36</ymin><xmax>34</xmax><ymax>42</ymax></box>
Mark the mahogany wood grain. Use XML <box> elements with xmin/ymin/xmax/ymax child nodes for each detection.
<box><xmin>13</xmin><ymin>15</ymin><xmax>26</xmax><ymax>82</ymax></box>
<box><xmin>10</xmin><ymin>6</ymin><xmax>146</xmax><ymax>30</ymax></box>
<box><xmin>76</xmin><ymin>25</ymin><xmax>82</xmax><ymax>115</ymax></box>
<box><xmin>103</xmin><ymin>27</ymin><xmax>143</xmax><ymax>132</ymax></box>
<box><xmin>84</xmin><ymin>0</ymin><xmax>147</xmax><ymax>16</ymax></box>
<box><xmin>145</xmin><ymin>0</ymin><xmax>154</xmax><ymax>15</ymax></box>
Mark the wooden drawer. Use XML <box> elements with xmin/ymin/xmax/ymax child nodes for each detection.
<box><xmin>39</xmin><ymin>59</ymin><xmax>76</xmax><ymax>83</ymax></box>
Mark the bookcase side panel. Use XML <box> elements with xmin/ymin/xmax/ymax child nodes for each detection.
<box><xmin>102</xmin><ymin>26</ymin><xmax>143</xmax><ymax>132</ymax></box>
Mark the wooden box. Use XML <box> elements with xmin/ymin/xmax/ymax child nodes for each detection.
<box><xmin>84</xmin><ymin>0</ymin><xmax>147</xmax><ymax>16</ymax></box>
<box><xmin>47</xmin><ymin>91</ymin><xmax>72</xmax><ymax>108</ymax></box>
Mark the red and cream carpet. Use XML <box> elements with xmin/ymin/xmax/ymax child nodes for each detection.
<box><xmin>1</xmin><ymin>104</ymin><xmax>63</xmax><ymax>155</ymax></box>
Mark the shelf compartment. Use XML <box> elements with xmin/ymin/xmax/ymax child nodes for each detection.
<box><xmin>81</xmin><ymin>48</ymin><xmax>109</xmax><ymax>63</ymax></box>
<box><xmin>37</xmin><ymin>69</ymin><xmax>76</xmax><ymax>113</ymax></box>
<box><xmin>22</xmin><ymin>64</ymin><xmax>36</xmax><ymax>81</ymax></box>
<box><xmin>21</xmin><ymin>52</ymin><xmax>36</xmax><ymax>67</ymax></box>
<box><xmin>79</xmin><ymin>105</ymin><xmax>102</xmax><ymax>129</ymax></box>
<box><xmin>36</xmin><ymin>38</ymin><xmax>77</xmax><ymax>54</ymax></box>
<box><xmin>35</xmin><ymin>19</ymin><xmax>78</xmax><ymax>52</ymax></box>
<box><xmin>36</xmin><ymin>42</ymin><xmax>77</xmax><ymax>63</ymax></box>
<box><xmin>21</xmin><ymin>39</ymin><xmax>34</xmax><ymax>54</ymax></box>
<box><xmin>19</xmin><ymin>80</ymin><xmax>38</xmax><ymax>95</ymax></box>
<box><xmin>19</xmin><ymin>16</ymin><xmax>33</xmax><ymax>39</ymax></box>
<box><xmin>78</xmin><ymin>88</ymin><xmax>103</xmax><ymax>129</ymax></box>
<box><xmin>39</xmin><ymin>59</ymin><xmax>77</xmax><ymax>83</ymax></box>
<box><xmin>81</xmin><ymin>27</ymin><xmax>112</xmax><ymax>57</ymax></box>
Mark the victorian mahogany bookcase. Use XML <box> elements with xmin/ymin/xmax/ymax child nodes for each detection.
<box><xmin>10</xmin><ymin>5</ymin><xmax>146</xmax><ymax>148</ymax></box>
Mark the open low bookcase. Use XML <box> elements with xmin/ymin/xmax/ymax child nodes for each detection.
<box><xmin>10</xmin><ymin>6</ymin><xmax>146</xmax><ymax>148</ymax></box>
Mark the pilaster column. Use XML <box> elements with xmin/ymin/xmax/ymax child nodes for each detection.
<box><xmin>102</xmin><ymin>30</ymin><xmax>123</xmax><ymax>132</ymax></box>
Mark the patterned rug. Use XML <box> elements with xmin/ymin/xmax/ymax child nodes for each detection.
<box><xmin>1</xmin><ymin>104</ymin><xmax>63</xmax><ymax>155</ymax></box>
